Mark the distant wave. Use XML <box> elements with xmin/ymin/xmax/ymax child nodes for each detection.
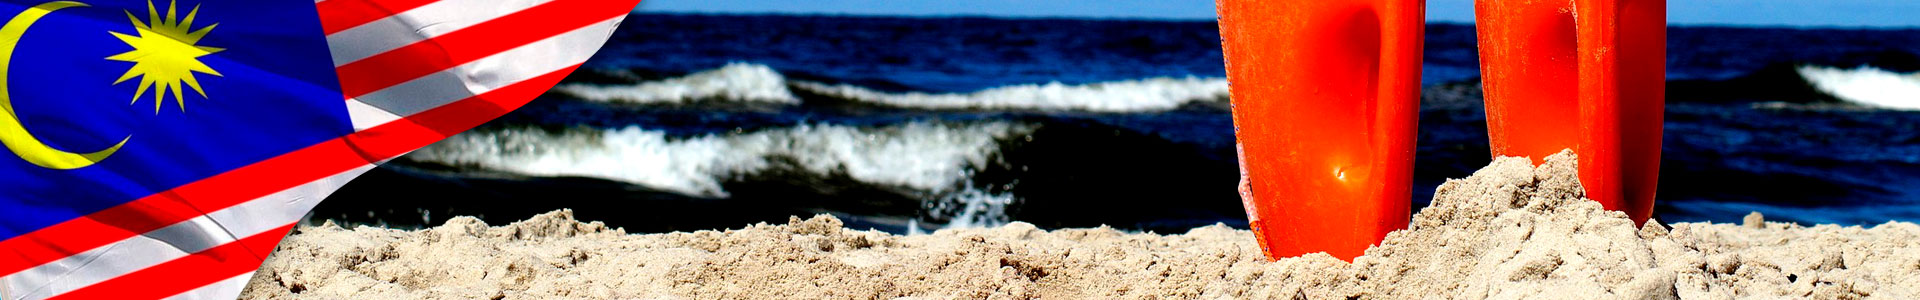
<box><xmin>557</xmin><ymin>63</ymin><xmax>1228</xmax><ymax>112</ymax></box>
<box><xmin>554</xmin><ymin>63</ymin><xmax>799</xmax><ymax>105</ymax></box>
<box><xmin>1798</xmin><ymin>65</ymin><xmax>1920</xmax><ymax>110</ymax></box>
<box><xmin>788</xmin><ymin>77</ymin><xmax>1228</xmax><ymax>112</ymax></box>
<box><xmin>406</xmin><ymin>121</ymin><xmax>1035</xmax><ymax>198</ymax></box>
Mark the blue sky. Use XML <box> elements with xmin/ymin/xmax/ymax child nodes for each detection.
<box><xmin>637</xmin><ymin>0</ymin><xmax>1920</xmax><ymax>28</ymax></box>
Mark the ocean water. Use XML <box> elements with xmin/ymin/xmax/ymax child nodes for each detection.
<box><xmin>313</xmin><ymin>14</ymin><xmax>1920</xmax><ymax>233</ymax></box>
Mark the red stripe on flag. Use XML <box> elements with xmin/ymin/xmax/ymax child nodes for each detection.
<box><xmin>335</xmin><ymin>0</ymin><xmax>637</xmax><ymax>98</ymax></box>
<box><xmin>316</xmin><ymin>0</ymin><xmax>441</xmax><ymax>35</ymax></box>
<box><xmin>46</xmin><ymin>224</ymin><xmax>295</xmax><ymax>300</ymax></box>
<box><xmin>0</xmin><ymin>66</ymin><xmax>579</xmax><ymax>280</ymax></box>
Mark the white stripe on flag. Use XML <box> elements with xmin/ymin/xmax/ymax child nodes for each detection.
<box><xmin>325</xmin><ymin>0</ymin><xmax>559</xmax><ymax>66</ymax></box>
<box><xmin>346</xmin><ymin>98</ymin><xmax>403</xmax><ymax>131</ymax></box>
<box><xmin>0</xmin><ymin>166</ymin><xmax>372</xmax><ymax>299</ymax></box>
<box><xmin>348</xmin><ymin>17</ymin><xmax>620</xmax><ymax>117</ymax></box>
<box><xmin>164</xmin><ymin>272</ymin><xmax>253</xmax><ymax>300</ymax></box>
<box><xmin>2</xmin><ymin>226</ymin><xmax>197</xmax><ymax>299</ymax></box>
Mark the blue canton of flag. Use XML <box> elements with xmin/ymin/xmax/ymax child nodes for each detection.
<box><xmin>0</xmin><ymin>0</ymin><xmax>345</xmax><ymax>241</ymax></box>
<box><xmin>0</xmin><ymin>0</ymin><xmax>344</xmax><ymax>298</ymax></box>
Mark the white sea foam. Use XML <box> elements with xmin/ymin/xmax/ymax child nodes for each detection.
<box><xmin>1798</xmin><ymin>65</ymin><xmax>1920</xmax><ymax>110</ymax></box>
<box><xmin>790</xmin><ymin>77</ymin><xmax>1229</xmax><ymax>112</ymax></box>
<box><xmin>553</xmin><ymin>63</ymin><xmax>799</xmax><ymax>105</ymax></box>
<box><xmin>930</xmin><ymin>188</ymin><xmax>1018</xmax><ymax>229</ymax></box>
<box><xmin>406</xmin><ymin>122</ymin><xmax>1035</xmax><ymax>198</ymax></box>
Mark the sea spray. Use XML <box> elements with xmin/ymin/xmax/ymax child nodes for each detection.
<box><xmin>926</xmin><ymin>187</ymin><xmax>1020</xmax><ymax>229</ymax></box>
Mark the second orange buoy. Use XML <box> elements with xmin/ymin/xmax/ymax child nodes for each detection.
<box><xmin>1476</xmin><ymin>0</ymin><xmax>1666</xmax><ymax>224</ymax></box>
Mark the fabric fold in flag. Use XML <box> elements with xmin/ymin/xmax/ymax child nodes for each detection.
<box><xmin>0</xmin><ymin>0</ymin><xmax>639</xmax><ymax>299</ymax></box>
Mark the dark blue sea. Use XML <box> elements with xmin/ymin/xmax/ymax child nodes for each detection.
<box><xmin>313</xmin><ymin>14</ymin><xmax>1920</xmax><ymax>234</ymax></box>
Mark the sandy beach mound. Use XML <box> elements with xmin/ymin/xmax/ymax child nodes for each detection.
<box><xmin>243</xmin><ymin>151</ymin><xmax>1920</xmax><ymax>299</ymax></box>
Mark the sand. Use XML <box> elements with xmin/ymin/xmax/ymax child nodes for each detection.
<box><xmin>242</xmin><ymin>151</ymin><xmax>1920</xmax><ymax>299</ymax></box>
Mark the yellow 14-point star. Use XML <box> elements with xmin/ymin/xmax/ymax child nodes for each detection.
<box><xmin>107</xmin><ymin>0</ymin><xmax>223</xmax><ymax>113</ymax></box>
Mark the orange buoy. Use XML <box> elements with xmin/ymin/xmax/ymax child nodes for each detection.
<box><xmin>1217</xmin><ymin>0</ymin><xmax>1425</xmax><ymax>261</ymax></box>
<box><xmin>1476</xmin><ymin>0</ymin><xmax>1665</xmax><ymax>224</ymax></box>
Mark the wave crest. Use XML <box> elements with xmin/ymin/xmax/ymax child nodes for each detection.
<box><xmin>558</xmin><ymin>63</ymin><xmax>1227</xmax><ymax>112</ymax></box>
<box><xmin>1798</xmin><ymin>65</ymin><xmax>1920</xmax><ymax>110</ymax></box>
<box><xmin>554</xmin><ymin>63</ymin><xmax>799</xmax><ymax>105</ymax></box>
<box><xmin>789</xmin><ymin>77</ymin><xmax>1228</xmax><ymax>112</ymax></box>
<box><xmin>407</xmin><ymin>122</ymin><xmax>1035</xmax><ymax>198</ymax></box>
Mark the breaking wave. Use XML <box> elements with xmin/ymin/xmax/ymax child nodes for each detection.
<box><xmin>1798</xmin><ymin>65</ymin><xmax>1920</xmax><ymax>110</ymax></box>
<box><xmin>556</xmin><ymin>63</ymin><xmax>1228</xmax><ymax>112</ymax></box>
<box><xmin>406</xmin><ymin>121</ymin><xmax>1035</xmax><ymax>198</ymax></box>
<box><xmin>553</xmin><ymin>63</ymin><xmax>799</xmax><ymax>105</ymax></box>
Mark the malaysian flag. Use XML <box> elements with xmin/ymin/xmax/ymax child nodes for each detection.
<box><xmin>0</xmin><ymin>0</ymin><xmax>639</xmax><ymax>298</ymax></box>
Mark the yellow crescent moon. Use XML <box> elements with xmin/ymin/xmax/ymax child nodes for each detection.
<box><xmin>0</xmin><ymin>1</ymin><xmax>127</xmax><ymax>170</ymax></box>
